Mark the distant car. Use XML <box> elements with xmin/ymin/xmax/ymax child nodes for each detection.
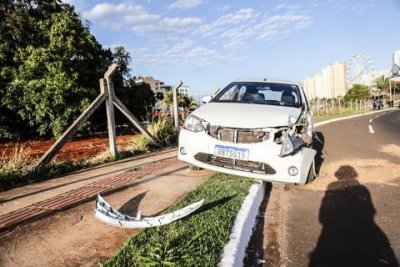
<box><xmin>178</xmin><ymin>80</ymin><xmax>317</xmax><ymax>184</ymax></box>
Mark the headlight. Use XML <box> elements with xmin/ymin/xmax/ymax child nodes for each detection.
<box><xmin>184</xmin><ymin>115</ymin><xmax>205</xmax><ymax>132</ymax></box>
<box><xmin>288</xmin><ymin>116</ymin><xmax>297</xmax><ymax>127</ymax></box>
<box><xmin>280</xmin><ymin>133</ymin><xmax>305</xmax><ymax>157</ymax></box>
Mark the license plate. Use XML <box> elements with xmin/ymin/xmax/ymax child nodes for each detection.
<box><xmin>214</xmin><ymin>145</ymin><xmax>249</xmax><ymax>160</ymax></box>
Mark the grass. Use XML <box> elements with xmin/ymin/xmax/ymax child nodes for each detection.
<box><xmin>104</xmin><ymin>173</ymin><xmax>255</xmax><ymax>267</ymax></box>
<box><xmin>313</xmin><ymin>110</ymin><xmax>366</xmax><ymax>123</ymax></box>
<box><xmin>313</xmin><ymin>107</ymin><xmax>390</xmax><ymax>123</ymax></box>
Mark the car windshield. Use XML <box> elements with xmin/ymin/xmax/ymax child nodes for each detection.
<box><xmin>212</xmin><ymin>82</ymin><xmax>302</xmax><ymax>108</ymax></box>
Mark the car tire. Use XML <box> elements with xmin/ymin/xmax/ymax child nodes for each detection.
<box><xmin>189</xmin><ymin>165</ymin><xmax>203</xmax><ymax>171</ymax></box>
<box><xmin>306</xmin><ymin>160</ymin><xmax>316</xmax><ymax>184</ymax></box>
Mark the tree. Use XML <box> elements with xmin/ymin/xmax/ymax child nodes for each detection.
<box><xmin>179</xmin><ymin>95</ymin><xmax>198</xmax><ymax>111</ymax></box>
<box><xmin>344</xmin><ymin>84</ymin><xmax>370</xmax><ymax>101</ymax></box>
<box><xmin>374</xmin><ymin>75</ymin><xmax>389</xmax><ymax>92</ymax></box>
<box><xmin>112</xmin><ymin>46</ymin><xmax>131</xmax><ymax>88</ymax></box>
<box><xmin>0</xmin><ymin>0</ymin><xmax>113</xmax><ymax>139</ymax></box>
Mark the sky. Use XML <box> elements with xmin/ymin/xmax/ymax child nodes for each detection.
<box><xmin>66</xmin><ymin>0</ymin><xmax>400</xmax><ymax>98</ymax></box>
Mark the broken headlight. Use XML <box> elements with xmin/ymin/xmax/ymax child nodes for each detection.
<box><xmin>280</xmin><ymin>132</ymin><xmax>306</xmax><ymax>157</ymax></box>
<box><xmin>184</xmin><ymin>115</ymin><xmax>206</xmax><ymax>132</ymax></box>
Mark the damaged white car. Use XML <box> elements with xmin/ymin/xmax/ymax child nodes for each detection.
<box><xmin>178</xmin><ymin>80</ymin><xmax>316</xmax><ymax>184</ymax></box>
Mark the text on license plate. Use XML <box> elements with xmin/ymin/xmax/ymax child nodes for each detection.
<box><xmin>214</xmin><ymin>145</ymin><xmax>249</xmax><ymax>160</ymax></box>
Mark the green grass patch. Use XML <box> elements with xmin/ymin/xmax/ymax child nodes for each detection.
<box><xmin>313</xmin><ymin>108</ymin><xmax>388</xmax><ymax>123</ymax></box>
<box><xmin>104</xmin><ymin>173</ymin><xmax>255</xmax><ymax>267</ymax></box>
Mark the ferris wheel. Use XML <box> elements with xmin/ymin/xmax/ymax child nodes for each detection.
<box><xmin>346</xmin><ymin>53</ymin><xmax>375</xmax><ymax>87</ymax></box>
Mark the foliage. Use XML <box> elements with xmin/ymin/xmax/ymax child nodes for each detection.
<box><xmin>118</xmin><ymin>80</ymin><xmax>155</xmax><ymax>122</ymax></box>
<box><xmin>0</xmin><ymin>144</ymin><xmax>32</xmax><ymax>175</ymax></box>
<box><xmin>130</xmin><ymin>135</ymin><xmax>154</xmax><ymax>153</ymax></box>
<box><xmin>131</xmin><ymin>116</ymin><xmax>176</xmax><ymax>152</ymax></box>
<box><xmin>0</xmin><ymin>0</ymin><xmax>113</xmax><ymax>139</ymax></box>
<box><xmin>112</xmin><ymin>46</ymin><xmax>131</xmax><ymax>88</ymax></box>
<box><xmin>374</xmin><ymin>75</ymin><xmax>389</xmax><ymax>92</ymax></box>
<box><xmin>163</xmin><ymin>91</ymin><xmax>198</xmax><ymax>115</ymax></box>
<box><xmin>148</xmin><ymin>116</ymin><xmax>176</xmax><ymax>147</ymax></box>
<box><xmin>179</xmin><ymin>95</ymin><xmax>198</xmax><ymax>111</ymax></box>
<box><xmin>104</xmin><ymin>173</ymin><xmax>255</xmax><ymax>267</ymax></box>
<box><xmin>344</xmin><ymin>84</ymin><xmax>370</xmax><ymax>101</ymax></box>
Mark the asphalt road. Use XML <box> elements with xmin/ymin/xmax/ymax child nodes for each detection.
<box><xmin>248</xmin><ymin>109</ymin><xmax>400</xmax><ymax>267</ymax></box>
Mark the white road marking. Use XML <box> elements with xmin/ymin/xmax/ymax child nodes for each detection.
<box><xmin>375</xmin><ymin>115</ymin><xmax>381</xmax><ymax>119</ymax></box>
<box><xmin>368</xmin><ymin>125</ymin><xmax>375</xmax><ymax>134</ymax></box>
<box><xmin>369</xmin><ymin>118</ymin><xmax>373</xmax><ymax>123</ymax></box>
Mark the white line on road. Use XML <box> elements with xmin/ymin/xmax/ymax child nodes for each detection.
<box><xmin>369</xmin><ymin>118</ymin><xmax>373</xmax><ymax>123</ymax></box>
<box><xmin>368</xmin><ymin>125</ymin><xmax>375</xmax><ymax>134</ymax></box>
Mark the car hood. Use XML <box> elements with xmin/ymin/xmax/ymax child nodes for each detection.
<box><xmin>192</xmin><ymin>102</ymin><xmax>302</xmax><ymax>128</ymax></box>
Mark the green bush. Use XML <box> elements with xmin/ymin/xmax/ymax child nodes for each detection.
<box><xmin>131</xmin><ymin>116</ymin><xmax>177</xmax><ymax>152</ymax></box>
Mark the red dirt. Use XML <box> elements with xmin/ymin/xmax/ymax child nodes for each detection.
<box><xmin>0</xmin><ymin>135</ymin><xmax>135</xmax><ymax>162</ymax></box>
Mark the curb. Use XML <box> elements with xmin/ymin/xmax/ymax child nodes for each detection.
<box><xmin>219</xmin><ymin>181</ymin><xmax>266</xmax><ymax>267</ymax></box>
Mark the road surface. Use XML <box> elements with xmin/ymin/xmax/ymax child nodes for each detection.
<box><xmin>247</xmin><ymin>109</ymin><xmax>400</xmax><ymax>267</ymax></box>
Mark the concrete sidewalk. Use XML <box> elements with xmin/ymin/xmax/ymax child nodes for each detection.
<box><xmin>0</xmin><ymin>148</ymin><xmax>214</xmax><ymax>266</ymax></box>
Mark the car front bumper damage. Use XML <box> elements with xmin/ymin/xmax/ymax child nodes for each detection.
<box><xmin>178</xmin><ymin>129</ymin><xmax>316</xmax><ymax>184</ymax></box>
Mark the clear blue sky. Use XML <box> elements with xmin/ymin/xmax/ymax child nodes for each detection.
<box><xmin>67</xmin><ymin>0</ymin><xmax>400</xmax><ymax>98</ymax></box>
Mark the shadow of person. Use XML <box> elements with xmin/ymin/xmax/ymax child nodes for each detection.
<box><xmin>309</xmin><ymin>166</ymin><xmax>399</xmax><ymax>267</ymax></box>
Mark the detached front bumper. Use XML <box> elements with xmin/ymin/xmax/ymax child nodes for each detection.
<box><xmin>178</xmin><ymin>129</ymin><xmax>316</xmax><ymax>184</ymax></box>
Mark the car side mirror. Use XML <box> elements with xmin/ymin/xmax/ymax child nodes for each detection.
<box><xmin>201</xmin><ymin>95</ymin><xmax>212</xmax><ymax>104</ymax></box>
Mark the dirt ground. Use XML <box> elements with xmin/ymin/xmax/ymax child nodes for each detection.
<box><xmin>0</xmin><ymin>134</ymin><xmax>135</xmax><ymax>162</ymax></box>
<box><xmin>0</xmin><ymin>161</ymin><xmax>213</xmax><ymax>267</ymax></box>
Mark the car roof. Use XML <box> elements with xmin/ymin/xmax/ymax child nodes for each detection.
<box><xmin>232</xmin><ymin>79</ymin><xmax>302</xmax><ymax>86</ymax></box>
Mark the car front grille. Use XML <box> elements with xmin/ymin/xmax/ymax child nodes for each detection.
<box><xmin>194</xmin><ymin>153</ymin><xmax>276</xmax><ymax>174</ymax></box>
<box><xmin>208</xmin><ymin>126</ymin><xmax>270</xmax><ymax>144</ymax></box>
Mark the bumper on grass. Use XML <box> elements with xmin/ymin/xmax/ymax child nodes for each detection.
<box><xmin>178</xmin><ymin>129</ymin><xmax>316</xmax><ymax>184</ymax></box>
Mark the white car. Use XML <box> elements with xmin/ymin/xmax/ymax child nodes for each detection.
<box><xmin>178</xmin><ymin>80</ymin><xmax>317</xmax><ymax>184</ymax></box>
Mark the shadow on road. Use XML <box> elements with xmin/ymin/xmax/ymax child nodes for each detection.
<box><xmin>309</xmin><ymin>165</ymin><xmax>399</xmax><ymax>267</ymax></box>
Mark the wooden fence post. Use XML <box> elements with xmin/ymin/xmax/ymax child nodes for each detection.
<box><xmin>172</xmin><ymin>81</ymin><xmax>183</xmax><ymax>130</ymax></box>
<box><xmin>35</xmin><ymin>63</ymin><xmax>157</xmax><ymax>168</ymax></box>
<box><xmin>103</xmin><ymin>64</ymin><xmax>118</xmax><ymax>158</ymax></box>
<box><xmin>35</xmin><ymin>92</ymin><xmax>108</xmax><ymax>168</ymax></box>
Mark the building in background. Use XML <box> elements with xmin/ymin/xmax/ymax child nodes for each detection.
<box><xmin>333</xmin><ymin>62</ymin><xmax>347</xmax><ymax>97</ymax></box>
<box><xmin>392</xmin><ymin>50</ymin><xmax>400</xmax><ymax>76</ymax></box>
<box><xmin>302</xmin><ymin>61</ymin><xmax>347</xmax><ymax>99</ymax></box>
<box><xmin>178</xmin><ymin>85</ymin><xmax>190</xmax><ymax>97</ymax></box>
<box><xmin>133</xmin><ymin>76</ymin><xmax>171</xmax><ymax>111</ymax></box>
<box><xmin>394</xmin><ymin>50</ymin><xmax>400</xmax><ymax>67</ymax></box>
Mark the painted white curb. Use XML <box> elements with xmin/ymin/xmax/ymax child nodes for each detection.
<box><xmin>314</xmin><ymin>108</ymin><xmax>395</xmax><ymax>128</ymax></box>
<box><xmin>219</xmin><ymin>182</ymin><xmax>266</xmax><ymax>267</ymax></box>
